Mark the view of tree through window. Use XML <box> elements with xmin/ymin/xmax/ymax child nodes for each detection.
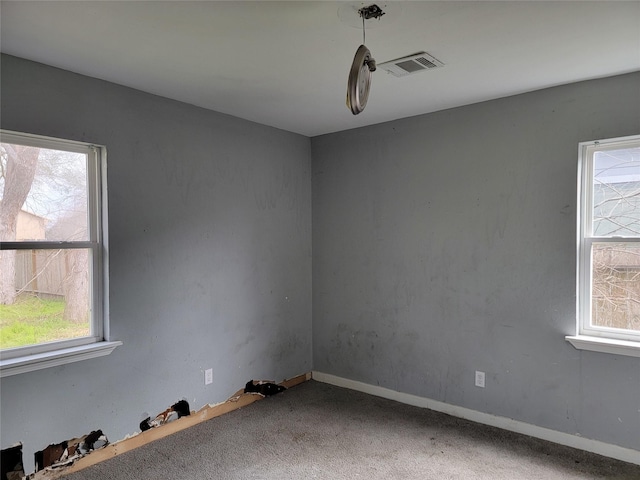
<box><xmin>591</xmin><ymin>145</ymin><xmax>640</xmax><ymax>333</ymax></box>
<box><xmin>0</xmin><ymin>140</ymin><xmax>91</xmax><ymax>350</ymax></box>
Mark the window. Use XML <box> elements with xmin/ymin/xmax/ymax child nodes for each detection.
<box><xmin>569</xmin><ymin>134</ymin><xmax>640</xmax><ymax>357</ymax></box>
<box><xmin>0</xmin><ymin>131</ymin><xmax>119</xmax><ymax>376</ymax></box>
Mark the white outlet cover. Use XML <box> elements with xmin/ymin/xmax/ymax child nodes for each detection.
<box><xmin>205</xmin><ymin>368</ymin><xmax>213</xmax><ymax>385</ymax></box>
<box><xmin>475</xmin><ymin>371</ymin><xmax>485</xmax><ymax>388</ymax></box>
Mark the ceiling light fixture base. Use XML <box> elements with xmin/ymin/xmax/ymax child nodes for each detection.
<box><xmin>338</xmin><ymin>2</ymin><xmax>400</xmax><ymax>29</ymax></box>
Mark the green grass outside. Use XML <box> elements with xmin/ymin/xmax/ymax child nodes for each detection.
<box><xmin>0</xmin><ymin>295</ymin><xmax>90</xmax><ymax>349</ymax></box>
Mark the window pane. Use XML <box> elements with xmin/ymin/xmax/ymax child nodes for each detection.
<box><xmin>591</xmin><ymin>243</ymin><xmax>640</xmax><ymax>332</ymax></box>
<box><xmin>592</xmin><ymin>146</ymin><xmax>640</xmax><ymax>237</ymax></box>
<box><xmin>0</xmin><ymin>142</ymin><xmax>88</xmax><ymax>242</ymax></box>
<box><xmin>0</xmin><ymin>248</ymin><xmax>91</xmax><ymax>350</ymax></box>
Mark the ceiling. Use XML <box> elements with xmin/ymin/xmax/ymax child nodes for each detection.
<box><xmin>1</xmin><ymin>1</ymin><xmax>639</xmax><ymax>137</ymax></box>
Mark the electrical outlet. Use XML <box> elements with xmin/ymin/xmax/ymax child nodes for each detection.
<box><xmin>475</xmin><ymin>370</ymin><xmax>485</xmax><ymax>388</ymax></box>
<box><xmin>204</xmin><ymin>368</ymin><xmax>213</xmax><ymax>385</ymax></box>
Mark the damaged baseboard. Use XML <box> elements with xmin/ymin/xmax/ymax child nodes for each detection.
<box><xmin>311</xmin><ymin>371</ymin><xmax>640</xmax><ymax>467</ymax></box>
<box><xmin>29</xmin><ymin>373</ymin><xmax>311</xmax><ymax>479</ymax></box>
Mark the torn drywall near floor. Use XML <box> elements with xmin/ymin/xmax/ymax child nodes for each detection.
<box><xmin>140</xmin><ymin>399</ymin><xmax>191</xmax><ymax>432</ymax></box>
<box><xmin>34</xmin><ymin>430</ymin><xmax>108</xmax><ymax>473</ymax></box>
<box><xmin>244</xmin><ymin>379</ymin><xmax>286</xmax><ymax>396</ymax></box>
<box><xmin>1</xmin><ymin>442</ymin><xmax>25</xmax><ymax>480</ymax></box>
<box><xmin>26</xmin><ymin>373</ymin><xmax>310</xmax><ymax>479</ymax></box>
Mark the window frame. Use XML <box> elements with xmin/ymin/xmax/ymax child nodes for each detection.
<box><xmin>568</xmin><ymin>134</ymin><xmax>640</xmax><ymax>357</ymax></box>
<box><xmin>0</xmin><ymin>130</ymin><xmax>120</xmax><ymax>376</ymax></box>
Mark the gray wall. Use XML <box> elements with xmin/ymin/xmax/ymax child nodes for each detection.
<box><xmin>0</xmin><ymin>54</ymin><xmax>312</xmax><ymax>465</ymax></box>
<box><xmin>312</xmin><ymin>72</ymin><xmax>640</xmax><ymax>450</ymax></box>
<box><xmin>1</xmin><ymin>51</ymin><xmax>639</xmax><ymax>466</ymax></box>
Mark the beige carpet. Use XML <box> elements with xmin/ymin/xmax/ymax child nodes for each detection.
<box><xmin>62</xmin><ymin>380</ymin><xmax>639</xmax><ymax>479</ymax></box>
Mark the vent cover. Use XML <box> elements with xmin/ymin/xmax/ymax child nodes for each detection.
<box><xmin>378</xmin><ymin>52</ymin><xmax>444</xmax><ymax>77</ymax></box>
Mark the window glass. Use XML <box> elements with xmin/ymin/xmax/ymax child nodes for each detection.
<box><xmin>591</xmin><ymin>243</ymin><xmax>640</xmax><ymax>332</ymax></box>
<box><xmin>592</xmin><ymin>146</ymin><xmax>640</xmax><ymax>237</ymax></box>
<box><xmin>1</xmin><ymin>134</ymin><xmax>101</xmax><ymax>355</ymax></box>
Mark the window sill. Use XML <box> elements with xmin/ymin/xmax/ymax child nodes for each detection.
<box><xmin>0</xmin><ymin>341</ymin><xmax>122</xmax><ymax>378</ymax></box>
<box><xmin>565</xmin><ymin>335</ymin><xmax>640</xmax><ymax>358</ymax></box>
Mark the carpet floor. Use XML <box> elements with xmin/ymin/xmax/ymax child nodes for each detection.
<box><xmin>62</xmin><ymin>380</ymin><xmax>640</xmax><ymax>479</ymax></box>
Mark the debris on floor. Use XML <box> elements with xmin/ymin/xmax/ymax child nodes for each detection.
<box><xmin>33</xmin><ymin>430</ymin><xmax>108</xmax><ymax>473</ymax></box>
<box><xmin>140</xmin><ymin>399</ymin><xmax>191</xmax><ymax>432</ymax></box>
<box><xmin>1</xmin><ymin>442</ymin><xmax>25</xmax><ymax>480</ymax></box>
<box><xmin>244</xmin><ymin>379</ymin><xmax>286</xmax><ymax>396</ymax></box>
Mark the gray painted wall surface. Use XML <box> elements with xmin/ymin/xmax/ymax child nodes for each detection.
<box><xmin>1</xmin><ymin>51</ymin><xmax>639</xmax><ymax>466</ymax></box>
<box><xmin>312</xmin><ymin>72</ymin><xmax>640</xmax><ymax>450</ymax></box>
<box><xmin>0</xmin><ymin>54</ymin><xmax>312</xmax><ymax>464</ymax></box>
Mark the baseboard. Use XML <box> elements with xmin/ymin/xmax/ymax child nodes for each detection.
<box><xmin>312</xmin><ymin>371</ymin><xmax>640</xmax><ymax>466</ymax></box>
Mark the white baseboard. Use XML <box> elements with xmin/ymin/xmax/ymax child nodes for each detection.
<box><xmin>312</xmin><ymin>371</ymin><xmax>640</xmax><ymax>466</ymax></box>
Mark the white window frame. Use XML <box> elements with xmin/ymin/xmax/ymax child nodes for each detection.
<box><xmin>0</xmin><ymin>130</ymin><xmax>120</xmax><ymax>377</ymax></box>
<box><xmin>567</xmin><ymin>134</ymin><xmax>640</xmax><ymax>358</ymax></box>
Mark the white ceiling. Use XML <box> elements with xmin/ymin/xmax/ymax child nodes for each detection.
<box><xmin>1</xmin><ymin>1</ymin><xmax>639</xmax><ymax>137</ymax></box>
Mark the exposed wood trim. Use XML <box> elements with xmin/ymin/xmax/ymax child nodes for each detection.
<box><xmin>280</xmin><ymin>372</ymin><xmax>312</xmax><ymax>388</ymax></box>
<box><xmin>34</xmin><ymin>373</ymin><xmax>311</xmax><ymax>479</ymax></box>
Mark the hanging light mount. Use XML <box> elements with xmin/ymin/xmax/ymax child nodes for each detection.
<box><xmin>358</xmin><ymin>4</ymin><xmax>385</xmax><ymax>21</ymax></box>
<box><xmin>346</xmin><ymin>4</ymin><xmax>385</xmax><ymax>115</ymax></box>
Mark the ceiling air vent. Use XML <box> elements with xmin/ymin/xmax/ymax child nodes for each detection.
<box><xmin>378</xmin><ymin>52</ymin><xmax>444</xmax><ymax>77</ymax></box>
